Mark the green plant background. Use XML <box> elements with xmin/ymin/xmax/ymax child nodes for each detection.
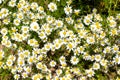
<box><xmin>0</xmin><ymin>0</ymin><xmax>120</xmax><ymax>80</ymax></box>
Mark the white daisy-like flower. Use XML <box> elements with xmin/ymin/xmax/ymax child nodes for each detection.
<box><xmin>36</xmin><ymin>62</ymin><xmax>43</xmax><ymax>69</ymax></box>
<box><xmin>31</xmin><ymin>2</ymin><xmax>38</xmax><ymax>11</ymax></box>
<box><xmin>50</xmin><ymin>60</ymin><xmax>56</xmax><ymax>67</ymax></box>
<box><xmin>56</xmin><ymin>69</ymin><xmax>62</xmax><ymax>76</ymax></box>
<box><xmin>110</xmin><ymin>28</ymin><xmax>118</xmax><ymax>36</ymax></box>
<box><xmin>87</xmin><ymin>37</ymin><xmax>95</xmax><ymax>44</ymax></box>
<box><xmin>59</xmin><ymin>56</ymin><xmax>66</xmax><ymax>63</ymax></box>
<box><xmin>100</xmin><ymin>59</ymin><xmax>108</xmax><ymax>66</ymax></box>
<box><xmin>14</xmin><ymin>74</ymin><xmax>20</xmax><ymax>80</ymax></box>
<box><xmin>38</xmin><ymin>31</ymin><xmax>46</xmax><ymax>39</ymax></box>
<box><xmin>48</xmin><ymin>2</ymin><xmax>57</xmax><ymax>12</ymax></box>
<box><xmin>24</xmin><ymin>66</ymin><xmax>31</xmax><ymax>73</ymax></box>
<box><xmin>77</xmin><ymin>46</ymin><xmax>85</xmax><ymax>53</ymax></box>
<box><xmin>17</xmin><ymin>59</ymin><xmax>25</xmax><ymax>66</ymax></box>
<box><xmin>112</xmin><ymin>45</ymin><xmax>119</xmax><ymax>53</ymax></box>
<box><xmin>64</xmin><ymin>6</ymin><xmax>72</xmax><ymax>15</ymax></box>
<box><xmin>59</xmin><ymin>30</ymin><xmax>68</xmax><ymax>38</ymax></box>
<box><xmin>113</xmin><ymin>55</ymin><xmax>120</xmax><ymax>64</ymax></box>
<box><xmin>30</xmin><ymin>22</ymin><xmax>40</xmax><ymax>32</ymax></box>
<box><xmin>83</xmin><ymin>18</ymin><xmax>92</xmax><ymax>25</ymax></box>
<box><xmin>22</xmin><ymin>72</ymin><xmax>28</xmax><ymax>78</ymax></box>
<box><xmin>70</xmin><ymin>56</ymin><xmax>79</xmax><ymax>65</ymax></box>
<box><xmin>95</xmin><ymin>54</ymin><xmax>102</xmax><ymax>62</ymax></box>
<box><xmin>44</xmin><ymin>43</ymin><xmax>51</xmax><ymax>51</ymax></box>
<box><xmin>21</xmin><ymin>26</ymin><xmax>29</xmax><ymax>33</ymax></box>
<box><xmin>0</xmin><ymin>28</ymin><xmax>8</xmax><ymax>35</ymax></box>
<box><xmin>13</xmin><ymin>18</ymin><xmax>20</xmax><ymax>26</ymax></box>
<box><xmin>86</xmin><ymin>69</ymin><xmax>95</xmax><ymax>77</ymax></box>
<box><xmin>103</xmin><ymin>46</ymin><xmax>111</xmax><ymax>54</ymax></box>
<box><xmin>6</xmin><ymin>60</ymin><xmax>13</xmax><ymax>67</ymax></box>
<box><xmin>109</xmin><ymin>20</ymin><xmax>116</xmax><ymax>28</ymax></box>
<box><xmin>8</xmin><ymin>0</ymin><xmax>16</xmax><ymax>7</ymax></box>
<box><xmin>37</xmin><ymin>6</ymin><xmax>44</xmax><ymax>13</ymax></box>
<box><xmin>55</xmin><ymin>20</ymin><xmax>63</xmax><ymax>28</ymax></box>
<box><xmin>92</xmin><ymin>62</ymin><xmax>100</xmax><ymax>70</ymax></box>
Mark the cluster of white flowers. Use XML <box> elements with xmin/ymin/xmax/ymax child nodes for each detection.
<box><xmin>0</xmin><ymin>0</ymin><xmax>120</xmax><ymax>80</ymax></box>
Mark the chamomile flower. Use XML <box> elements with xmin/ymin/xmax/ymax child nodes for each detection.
<box><xmin>22</xmin><ymin>72</ymin><xmax>28</xmax><ymax>78</ymax></box>
<box><xmin>28</xmin><ymin>39</ymin><xmax>39</xmax><ymax>47</ymax></box>
<box><xmin>110</xmin><ymin>28</ymin><xmax>118</xmax><ymax>36</ymax></box>
<box><xmin>44</xmin><ymin>43</ymin><xmax>51</xmax><ymax>51</ymax></box>
<box><xmin>36</xmin><ymin>62</ymin><xmax>43</xmax><ymax>69</ymax></box>
<box><xmin>100</xmin><ymin>59</ymin><xmax>108</xmax><ymax>66</ymax></box>
<box><xmin>112</xmin><ymin>45</ymin><xmax>119</xmax><ymax>53</ymax></box>
<box><xmin>24</xmin><ymin>66</ymin><xmax>31</xmax><ymax>73</ymax></box>
<box><xmin>8</xmin><ymin>55</ymin><xmax>16</xmax><ymax>61</ymax></box>
<box><xmin>56</xmin><ymin>69</ymin><xmax>62</xmax><ymax>76</ymax></box>
<box><xmin>13</xmin><ymin>18</ymin><xmax>20</xmax><ymax>26</ymax></box>
<box><xmin>92</xmin><ymin>62</ymin><xmax>100</xmax><ymax>70</ymax></box>
<box><xmin>67</xmin><ymin>42</ymin><xmax>75</xmax><ymax>50</ymax></box>
<box><xmin>37</xmin><ymin>6</ymin><xmax>44</xmax><ymax>13</ymax></box>
<box><xmin>31</xmin><ymin>2</ymin><xmax>38</xmax><ymax>11</ymax></box>
<box><xmin>17</xmin><ymin>12</ymin><xmax>24</xmax><ymax>20</ymax></box>
<box><xmin>64</xmin><ymin>6</ymin><xmax>72</xmax><ymax>15</ymax></box>
<box><xmin>30</xmin><ymin>22</ymin><xmax>40</xmax><ymax>32</ymax></box>
<box><xmin>1</xmin><ymin>8</ymin><xmax>9</xmax><ymax>18</ymax></box>
<box><xmin>107</xmin><ymin>16</ymin><xmax>115</xmax><ymax>21</ymax></box>
<box><xmin>21</xmin><ymin>26</ymin><xmax>29</xmax><ymax>33</ymax></box>
<box><xmin>50</xmin><ymin>60</ymin><xmax>56</xmax><ymax>67</ymax></box>
<box><xmin>14</xmin><ymin>74</ymin><xmax>20</xmax><ymax>80</ymax></box>
<box><xmin>113</xmin><ymin>55</ymin><xmax>120</xmax><ymax>64</ymax></box>
<box><xmin>3</xmin><ymin>18</ymin><xmax>10</xmax><ymax>24</ymax></box>
<box><xmin>37</xmin><ymin>55</ymin><xmax>43</xmax><ymax>61</ymax></box>
<box><xmin>0</xmin><ymin>28</ymin><xmax>8</xmax><ymax>35</ymax></box>
<box><xmin>86</xmin><ymin>69</ymin><xmax>95</xmax><ymax>77</ymax></box>
<box><xmin>27</xmin><ymin>56</ymin><xmax>35</xmax><ymax>64</ymax></box>
<box><xmin>65</xmin><ymin>17</ymin><xmax>74</xmax><ymax>24</ymax></box>
<box><xmin>95</xmin><ymin>54</ymin><xmax>102</xmax><ymax>62</ymax></box>
<box><xmin>8</xmin><ymin>0</ymin><xmax>16</xmax><ymax>7</ymax></box>
<box><xmin>60</xmin><ymin>30</ymin><xmax>68</xmax><ymax>38</ymax></box>
<box><xmin>109</xmin><ymin>20</ymin><xmax>116</xmax><ymax>28</ymax></box>
<box><xmin>87</xmin><ymin>37</ymin><xmax>95</xmax><ymax>44</ymax></box>
<box><xmin>5</xmin><ymin>40</ymin><xmax>12</xmax><ymax>48</ymax></box>
<box><xmin>78</xmin><ymin>29</ymin><xmax>87</xmax><ymax>38</ymax></box>
<box><xmin>94</xmin><ymin>14</ymin><xmax>103</xmax><ymax>21</ymax></box>
<box><xmin>77</xmin><ymin>46</ymin><xmax>85</xmax><ymax>54</ymax></box>
<box><xmin>48</xmin><ymin>2</ymin><xmax>57</xmax><ymax>12</ymax></box>
<box><xmin>55</xmin><ymin>20</ymin><xmax>63</xmax><ymax>28</ymax></box>
<box><xmin>38</xmin><ymin>31</ymin><xmax>46</xmax><ymax>39</ymax></box>
<box><xmin>17</xmin><ymin>66</ymin><xmax>23</xmax><ymax>72</ymax></box>
<box><xmin>46</xmin><ymin>15</ymin><xmax>55</xmax><ymax>24</ymax></box>
<box><xmin>70</xmin><ymin>56</ymin><xmax>79</xmax><ymax>65</ymax></box>
<box><xmin>59</xmin><ymin>56</ymin><xmax>66</xmax><ymax>63</ymax></box>
<box><xmin>103</xmin><ymin>46</ymin><xmax>111</xmax><ymax>54</ymax></box>
<box><xmin>83</xmin><ymin>18</ymin><xmax>92</xmax><ymax>25</ymax></box>
<box><xmin>6</xmin><ymin>60</ymin><xmax>13</xmax><ymax>67</ymax></box>
<box><xmin>17</xmin><ymin>59</ymin><xmax>25</xmax><ymax>66</ymax></box>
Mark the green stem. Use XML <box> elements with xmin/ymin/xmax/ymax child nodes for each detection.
<box><xmin>108</xmin><ymin>0</ymin><xmax>112</xmax><ymax>16</ymax></box>
<box><xmin>113</xmin><ymin>0</ymin><xmax>119</xmax><ymax>12</ymax></box>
